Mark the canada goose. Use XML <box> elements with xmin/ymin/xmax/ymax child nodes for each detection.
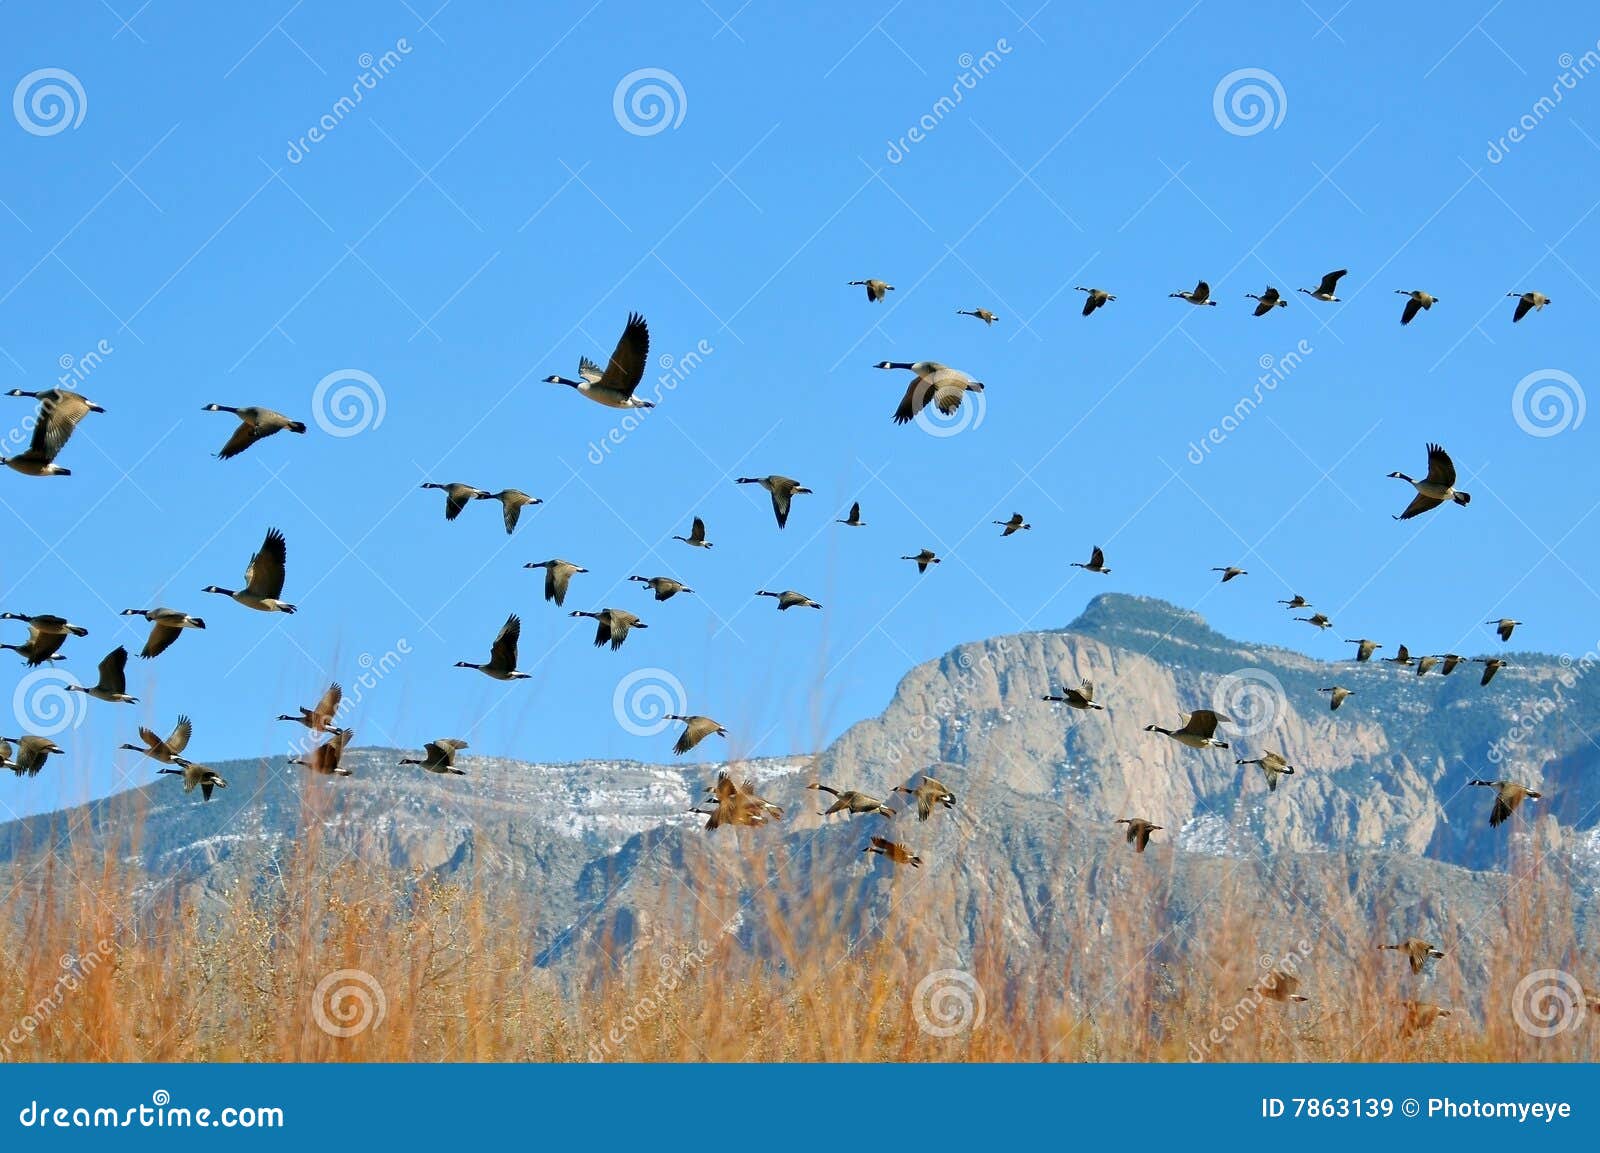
<box><xmin>570</xmin><ymin>608</ymin><xmax>647</xmax><ymax>650</ymax></box>
<box><xmin>1384</xmin><ymin>645</ymin><xmax>1415</xmax><ymax>668</ymax></box>
<box><xmin>1144</xmin><ymin>709</ymin><xmax>1230</xmax><ymax>750</ymax></box>
<box><xmin>1255</xmin><ymin>971</ymin><xmax>1310</xmax><ymax>1003</ymax></box>
<box><xmin>120</xmin><ymin>608</ymin><xmax>206</xmax><ymax>658</ymax></box>
<box><xmin>202</xmin><ymin>404</ymin><xmax>306</xmax><ymax>460</ymax></box>
<box><xmin>1</xmin><ymin>622</ymin><xmax>69</xmax><ymax>666</ymax></box>
<box><xmin>0</xmin><ymin>405</ymin><xmax>74</xmax><ymax>475</ymax></box>
<box><xmin>203</xmin><ymin>528</ymin><xmax>295</xmax><ymax>613</ymax></box>
<box><xmin>1070</xmin><ymin>545</ymin><xmax>1111</xmax><ymax>574</ymax></box>
<box><xmin>755</xmin><ymin>589</ymin><xmax>822</xmax><ymax>611</ymax></box>
<box><xmin>666</xmin><ymin>714</ymin><xmax>726</xmax><ymax>756</ymax></box>
<box><xmin>420</xmin><ymin>481</ymin><xmax>491</xmax><ymax>521</ymax></box>
<box><xmin>486</xmin><ymin>489</ymin><xmax>542</xmax><ymax>534</ymax></box>
<box><xmin>290</xmin><ymin>727</ymin><xmax>355</xmax><ymax>776</ymax></box>
<box><xmin>995</xmin><ymin>512</ymin><xmax>1030</xmax><ymax>536</ymax></box>
<box><xmin>735</xmin><ymin>474</ymin><xmax>812</xmax><ymax>529</ymax></box>
<box><xmin>65</xmin><ymin>646</ymin><xmax>137</xmax><ymax>704</ymax></box>
<box><xmin>0</xmin><ymin>738</ymin><xmax>13</xmax><ymax>772</ymax></box>
<box><xmin>0</xmin><ymin>611</ymin><xmax>88</xmax><ymax>637</ymax></box>
<box><xmin>956</xmin><ymin>308</ymin><xmax>998</xmax><ymax>325</ymax></box>
<box><xmin>1319</xmin><ymin>685</ymin><xmax>1352</xmax><ymax>711</ymax></box>
<box><xmin>1389</xmin><ymin>443</ymin><xmax>1470</xmax><ymax>520</ymax></box>
<box><xmin>455</xmin><ymin>613</ymin><xmax>530</xmax><ymax>678</ymax></box>
<box><xmin>1439</xmin><ymin>653</ymin><xmax>1468</xmax><ymax>676</ymax></box>
<box><xmin>837</xmin><ymin>501</ymin><xmax>865</xmax><ymax>527</ymax></box>
<box><xmin>1169</xmin><ymin>279</ymin><xmax>1217</xmax><ymax>306</ymax></box>
<box><xmin>1468</xmin><ymin>778</ymin><xmax>1541</xmax><ymax>827</ymax></box>
<box><xmin>1114</xmin><ymin>817</ymin><xmax>1162</xmax><ymax>852</ymax></box>
<box><xmin>1488</xmin><ymin>618</ymin><xmax>1521</xmax><ymax>643</ymax></box>
<box><xmin>1</xmin><ymin>734</ymin><xmax>64</xmax><ymax>777</ymax></box>
<box><xmin>400</xmin><ymin>738</ymin><xmax>469</xmax><ymax>774</ymax></box>
<box><xmin>901</xmin><ymin>548</ymin><xmax>941</xmax><ymax>573</ymax></box>
<box><xmin>1475</xmin><ymin>657</ymin><xmax>1509</xmax><ymax>686</ymax></box>
<box><xmin>629</xmin><ymin>575</ymin><xmax>694</xmax><ymax>602</ymax></box>
<box><xmin>864</xmin><ymin>836</ymin><xmax>922</xmax><ymax>867</ymax></box>
<box><xmin>807</xmin><ymin>783</ymin><xmax>895</xmax><ymax>818</ymax></box>
<box><xmin>156</xmin><ymin>760</ymin><xmax>227</xmax><ymax>800</ymax></box>
<box><xmin>1416</xmin><ymin>654</ymin><xmax>1440</xmax><ymax>677</ymax></box>
<box><xmin>1399</xmin><ymin>1001</ymin><xmax>1453</xmax><ymax>1038</ymax></box>
<box><xmin>1396</xmin><ymin>290</ymin><xmax>1437</xmax><ymax>325</ymax></box>
<box><xmin>1295</xmin><ymin>612</ymin><xmax>1333</xmax><ymax>630</ymax></box>
<box><xmin>673</xmin><ymin>516</ymin><xmax>713</xmax><ymax>548</ymax></box>
<box><xmin>1298</xmin><ymin>269</ymin><xmax>1346</xmax><ymax>302</ymax></box>
<box><xmin>697</xmin><ymin>772</ymin><xmax>783</xmax><ymax>829</ymax></box>
<box><xmin>277</xmin><ymin>682</ymin><xmax>342</xmax><ymax>732</ymax></box>
<box><xmin>524</xmin><ymin>559</ymin><xmax>587</xmax><ymax>606</ymax></box>
<box><xmin>879</xmin><ymin>361</ymin><xmax>985</xmax><ymax>426</ymax></box>
<box><xmin>1380</xmin><ymin>938</ymin><xmax>1446</xmax><ymax>975</ymax></box>
<box><xmin>849</xmin><ymin>278</ymin><xmax>894</xmax><ymax>302</ymax></box>
<box><xmin>1508</xmin><ymin>291</ymin><xmax>1551</xmax><ymax>322</ymax></box>
<box><xmin>1041</xmin><ymin>680</ymin><xmax>1105</xmax><ymax>711</ymax></box>
<box><xmin>1277</xmin><ymin>595</ymin><xmax>1311</xmax><ymax>609</ymax></box>
<box><xmin>118</xmin><ymin>715</ymin><xmax>192</xmax><ymax>764</ymax></box>
<box><xmin>1237</xmin><ymin>751</ymin><xmax>1295</xmax><ymax>792</ymax></box>
<box><xmin>2</xmin><ymin>388</ymin><xmax>104</xmax><ymax>475</ymax></box>
<box><xmin>544</xmin><ymin>312</ymin><xmax>654</xmax><ymax>408</ymax></box>
<box><xmin>1213</xmin><ymin>566</ymin><xmax>1247</xmax><ymax>583</ymax></box>
<box><xmin>1246</xmin><ymin>286</ymin><xmax>1288</xmax><ymax>316</ymax></box>
<box><xmin>892</xmin><ymin>775</ymin><xmax>956</xmax><ymax>821</ymax></box>
<box><xmin>1347</xmin><ymin>638</ymin><xmax>1382</xmax><ymax>662</ymax></box>
<box><xmin>1076</xmin><ymin>286</ymin><xmax>1116</xmax><ymax>316</ymax></box>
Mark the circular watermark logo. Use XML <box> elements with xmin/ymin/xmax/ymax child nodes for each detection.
<box><xmin>1512</xmin><ymin>968</ymin><xmax>1586</xmax><ymax>1038</ymax></box>
<box><xmin>13</xmin><ymin>68</ymin><xmax>87</xmax><ymax>136</ymax></box>
<box><xmin>311</xmin><ymin>368</ymin><xmax>386</xmax><ymax>437</ymax></box>
<box><xmin>912</xmin><ymin>968</ymin><xmax>986</xmax><ymax>1037</ymax></box>
<box><xmin>612</xmin><ymin>667</ymin><xmax>688</xmax><ymax>737</ymax></box>
<box><xmin>11</xmin><ymin>668</ymin><xmax>88</xmax><ymax>737</ymax></box>
<box><xmin>311</xmin><ymin>968</ymin><xmax>387</xmax><ymax>1037</ymax></box>
<box><xmin>1511</xmin><ymin>369</ymin><xmax>1584</xmax><ymax>438</ymax></box>
<box><xmin>913</xmin><ymin>383</ymin><xmax>986</xmax><ymax>439</ymax></box>
<box><xmin>1212</xmin><ymin>668</ymin><xmax>1285</xmax><ymax>738</ymax></box>
<box><xmin>613</xmin><ymin>68</ymin><xmax>687</xmax><ymax>137</ymax></box>
<box><xmin>1213</xmin><ymin>68</ymin><xmax>1286</xmax><ymax>137</ymax></box>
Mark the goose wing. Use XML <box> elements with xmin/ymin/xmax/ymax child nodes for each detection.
<box><xmin>598</xmin><ymin>313</ymin><xmax>649</xmax><ymax>397</ymax></box>
<box><xmin>216</xmin><ymin>419</ymin><xmax>266</xmax><ymax>460</ymax></box>
<box><xmin>166</xmin><ymin>715</ymin><xmax>193</xmax><ymax>754</ymax></box>
<box><xmin>1181</xmin><ymin>709</ymin><xmax>1225</xmax><ymax>739</ymax></box>
<box><xmin>443</xmin><ymin>486</ymin><xmax>476</xmax><ymax>521</ymax></box>
<box><xmin>21</xmin><ymin>628</ymin><xmax>68</xmax><ymax>665</ymax></box>
<box><xmin>1088</xmin><ymin>545</ymin><xmax>1105</xmax><ymax>568</ymax></box>
<box><xmin>577</xmin><ymin>356</ymin><xmax>604</xmax><ymax>384</ymax></box>
<box><xmin>500</xmin><ymin>495</ymin><xmax>527</xmax><ymax>534</ymax></box>
<box><xmin>1401</xmin><ymin>297</ymin><xmax>1422</xmax><ymax>325</ymax></box>
<box><xmin>245</xmin><ymin>528</ymin><xmax>289</xmax><ymax>598</ymax></box>
<box><xmin>689</xmin><ymin>516</ymin><xmax>707</xmax><ymax>543</ymax></box>
<box><xmin>313</xmin><ymin>682</ymin><xmax>342</xmax><ymax>727</ymax></box>
<box><xmin>1489</xmin><ymin>789</ymin><xmax>1514</xmax><ymax>827</ymax></box>
<box><xmin>141</xmin><ymin>621</ymin><xmax>182</xmax><ymax>659</ymax></box>
<box><xmin>490</xmin><ymin>614</ymin><xmax>521</xmax><ymax>670</ymax></box>
<box><xmin>893</xmin><ymin>376</ymin><xmax>932</xmax><ymax>424</ymax></box>
<box><xmin>1423</xmin><ymin>443</ymin><xmax>1457</xmax><ymax>487</ymax></box>
<box><xmin>1397</xmin><ymin>492</ymin><xmax>1444</xmax><ymax>520</ymax></box>
<box><xmin>97</xmin><ymin>646</ymin><xmax>130</xmax><ymax>693</ymax></box>
<box><xmin>546</xmin><ymin>563</ymin><xmax>575</xmax><ymax>606</ymax></box>
<box><xmin>38</xmin><ymin>393</ymin><xmax>95</xmax><ymax>456</ymax></box>
<box><xmin>1317</xmin><ymin>269</ymin><xmax>1347</xmax><ymax>296</ymax></box>
<box><xmin>1513</xmin><ymin>294</ymin><xmax>1533</xmax><ymax>322</ymax></box>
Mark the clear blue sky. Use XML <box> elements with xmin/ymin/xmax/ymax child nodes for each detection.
<box><xmin>1</xmin><ymin>1</ymin><xmax>1596</xmax><ymax>820</ymax></box>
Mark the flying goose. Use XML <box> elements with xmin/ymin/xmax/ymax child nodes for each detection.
<box><xmin>879</xmin><ymin>361</ymin><xmax>985</xmax><ymax>425</ymax></box>
<box><xmin>1</xmin><ymin>734</ymin><xmax>64</xmax><ymax>777</ymax></box>
<box><xmin>570</xmin><ymin>608</ymin><xmax>647</xmax><ymax>651</ymax></box>
<box><xmin>1076</xmin><ymin>286</ymin><xmax>1116</xmax><ymax>316</ymax></box>
<box><xmin>1070</xmin><ymin>545</ymin><xmax>1111</xmax><ymax>574</ymax></box>
<box><xmin>901</xmin><ymin>548</ymin><xmax>940</xmax><ymax>573</ymax></box>
<box><xmin>1380</xmin><ymin>938</ymin><xmax>1446</xmax><ymax>974</ymax></box>
<box><xmin>864</xmin><ymin>836</ymin><xmax>922</xmax><ymax>868</ymax></box>
<box><xmin>456</xmin><ymin>614</ymin><xmax>530</xmax><ymax>679</ymax></box>
<box><xmin>1298</xmin><ymin>269</ymin><xmax>1346</xmax><ymax>302</ymax></box>
<box><xmin>290</xmin><ymin>727</ymin><xmax>355</xmax><ymax>776</ymax></box>
<box><xmin>837</xmin><ymin>501</ymin><xmax>865</xmax><ymax>527</ymax></box>
<box><xmin>1318</xmin><ymin>686</ymin><xmax>1352</xmax><ymax>711</ymax></box>
<box><xmin>995</xmin><ymin>512</ymin><xmax>1031</xmax><ymax>536</ymax></box>
<box><xmin>1395</xmin><ymin>290</ymin><xmax>1437</xmax><ymax>325</ymax></box>
<box><xmin>695</xmin><ymin>772</ymin><xmax>783</xmax><ymax>830</ymax></box>
<box><xmin>1041</xmin><ymin>680</ymin><xmax>1105</xmax><ymax>711</ymax></box>
<box><xmin>1399</xmin><ymin>1001</ymin><xmax>1453</xmax><ymax>1038</ymax></box>
<box><xmin>420</xmin><ymin>482</ymin><xmax>491</xmax><ymax>522</ymax></box>
<box><xmin>0</xmin><ymin>611</ymin><xmax>88</xmax><ymax>637</ymax></box>
<box><xmin>2</xmin><ymin>388</ymin><xmax>104</xmax><ymax>475</ymax></box>
<box><xmin>118</xmin><ymin>715</ymin><xmax>192</xmax><ymax>764</ymax></box>
<box><xmin>1468</xmin><ymin>778</ymin><xmax>1541</xmax><ymax>827</ymax></box>
<box><xmin>0</xmin><ymin>738</ymin><xmax>14</xmax><ymax>772</ymax></box>
<box><xmin>735</xmin><ymin>475</ymin><xmax>812</xmax><ymax>529</ymax></box>
<box><xmin>1212</xmin><ymin>566</ymin><xmax>1247</xmax><ymax>583</ymax></box>
<box><xmin>1169</xmin><ymin>279</ymin><xmax>1217</xmax><ymax>306</ymax></box>
<box><xmin>893</xmin><ymin>775</ymin><xmax>956</xmax><ymax>821</ymax></box>
<box><xmin>1295</xmin><ymin>612</ymin><xmax>1333</xmax><ymax>630</ymax></box>
<box><xmin>65</xmin><ymin>646</ymin><xmax>137</xmax><ymax>704</ymax></box>
<box><xmin>1144</xmin><ymin>709</ymin><xmax>1230</xmax><ymax>750</ymax></box>
<box><xmin>203</xmin><ymin>528</ymin><xmax>295</xmax><ymax>613</ymax></box>
<box><xmin>1</xmin><ymin>622</ymin><xmax>69</xmax><ymax>666</ymax></box>
<box><xmin>1389</xmin><ymin>443</ymin><xmax>1470</xmax><ymax>520</ymax></box>
<box><xmin>629</xmin><ymin>575</ymin><xmax>694</xmax><ymax>602</ymax></box>
<box><xmin>1277</xmin><ymin>595</ymin><xmax>1311</xmax><ymax>609</ymax></box>
<box><xmin>956</xmin><ymin>308</ymin><xmax>998</xmax><ymax>325</ymax></box>
<box><xmin>278</xmin><ymin>682</ymin><xmax>342</xmax><ymax>732</ymax></box>
<box><xmin>1488</xmin><ymin>618</ymin><xmax>1521</xmax><ymax>643</ymax></box>
<box><xmin>1416</xmin><ymin>654</ymin><xmax>1441</xmax><ymax>677</ymax></box>
<box><xmin>1475</xmin><ymin>657</ymin><xmax>1509</xmax><ymax>686</ymax></box>
<box><xmin>400</xmin><ymin>738</ymin><xmax>469</xmax><ymax>775</ymax></box>
<box><xmin>1508</xmin><ymin>291</ymin><xmax>1551</xmax><ymax>322</ymax></box>
<box><xmin>808</xmin><ymin>783</ymin><xmax>895</xmax><ymax>818</ymax></box>
<box><xmin>666</xmin><ymin>714</ymin><xmax>726</xmax><ymax>756</ymax></box>
<box><xmin>545</xmin><ymin>312</ymin><xmax>654</xmax><ymax>408</ymax></box>
<box><xmin>525</xmin><ymin>559</ymin><xmax>587</xmax><ymax>606</ymax></box>
<box><xmin>1246</xmin><ymin>286</ymin><xmax>1287</xmax><ymax>316</ymax></box>
<box><xmin>1439</xmin><ymin>653</ymin><xmax>1468</xmax><ymax>676</ymax></box>
<box><xmin>202</xmin><ymin>404</ymin><xmax>306</xmax><ymax>460</ymax></box>
<box><xmin>486</xmin><ymin>489</ymin><xmax>542</xmax><ymax>534</ymax></box>
<box><xmin>1114</xmin><ymin>817</ymin><xmax>1162</xmax><ymax>852</ymax></box>
<box><xmin>157</xmin><ymin>760</ymin><xmax>227</xmax><ymax>800</ymax></box>
<box><xmin>849</xmin><ymin>278</ymin><xmax>894</xmax><ymax>302</ymax></box>
<box><xmin>756</xmin><ymin>589</ymin><xmax>822</xmax><ymax>611</ymax></box>
<box><xmin>120</xmin><ymin>608</ymin><xmax>206</xmax><ymax>658</ymax></box>
<box><xmin>1384</xmin><ymin>645</ymin><xmax>1416</xmax><ymax>668</ymax></box>
<box><xmin>1255</xmin><ymin>971</ymin><xmax>1310</xmax><ymax>1003</ymax></box>
<box><xmin>1347</xmin><ymin>638</ymin><xmax>1382</xmax><ymax>662</ymax></box>
<box><xmin>1237</xmin><ymin>751</ymin><xmax>1295</xmax><ymax>792</ymax></box>
<box><xmin>673</xmin><ymin>516</ymin><xmax>713</xmax><ymax>548</ymax></box>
